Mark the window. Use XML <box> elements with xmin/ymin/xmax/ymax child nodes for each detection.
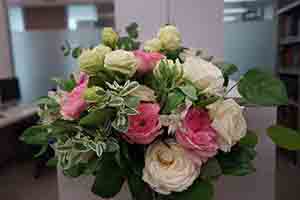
<box><xmin>8</xmin><ymin>7</ymin><xmax>24</xmax><ymax>32</ymax></box>
<box><xmin>67</xmin><ymin>5</ymin><xmax>98</xmax><ymax>30</ymax></box>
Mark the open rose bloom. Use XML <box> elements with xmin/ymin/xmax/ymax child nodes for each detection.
<box><xmin>22</xmin><ymin>24</ymin><xmax>289</xmax><ymax>200</ymax></box>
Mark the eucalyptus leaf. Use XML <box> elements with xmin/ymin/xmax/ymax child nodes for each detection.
<box><xmin>238</xmin><ymin>69</ymin><xmax>288</xmax><ymax>106</ymax></box>
<box><xmin>267</xmin><ymin>125</ymin><xmax>300</xmax><ymax>150</ymax></box>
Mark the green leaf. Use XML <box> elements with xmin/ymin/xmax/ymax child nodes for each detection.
<box><xmin>79</xmin><ymin>109</ymin><xmax>114</xmax><ymax>127</ymax></box>
<box><xmin>52</xmin><ymin>78</ymin><xmax>76</xmax><ymax>92</ymax></box>
<box><xmin>109</xmin><ymin>96</ymin><xmax>124</xmax><ymax>107</ymax></box>
<box><xmin>220</xmin><ymin>63</ymin><xmax>238</xmax><ymax>77</ymax></box>
<box><xmin>63</xmin><ymin>163</ymin><xmax>86</xmax><ymax>178</ymax></box>
<box><xmin>120</xmin><ymin>81</ymin><xmax>140</xmax><ymax>97</ymax></box>
<box><xmin>238</xmin><ymin>69</ymin><xmax>288</xmax><ymax>106</ymax></box>
<box><xmin>20</xmin><ymin>125</ymin><xmax>50</xmax><ymax>145</ymax></box>
<box><xmin>46</xmin><ymin>157</ymin><xmax>58</xmax><ymax>167</ymax></box>
<box><xmin>162</xmin><ymin>90</ymin><xmax>185</xmax><ymax>114</ymax></box>
<box><xmin>128</xmin><ymin>173</ymin><xmax>152</xmax><ymax>200</ymax></box>
<box><xmin>92</xmin><ymin>153</ymin><xmax>125</xmax><ymax>198</ymax></box>
<box><xmin>173</xmin><ymin>180</ymin><xmax>214</xmax><ymax>200</ymax></box>
<box><xmin>196</xmin><ymin>96</ymin><xmax>219</xmax><ymax>108</ymax></box>
<box><xmin>239</xmin><ymin>130</ymin><xmax>258</xmax><ymax>148</ymax></box>
<box><xmin>178</xmin><ymin>84</ymin><xmax>198</xmax><ymax>101</ymax></box>
<box><xmin>34</xmin><ymin>144</ymin><xmax>48</xmax><ymax>158</ymax></box>
<box><xmin>200</xmin><ymin>158</ymin><xmax>222</xmax><ymax>181</ymax></box>
<box><xmin>124</xmin><ymin>96</ymin><xmax>140</xmax><ymax>109</ymax></box>
<box><xmin>112</xmin><ymin>114</ymin><xmax>129</xmax><ymax>133</ymax></box>
<box><xmin>267</xmin><ymin>125</ymin><xmax>300</xmax><ymax>150</ymax></box>
<box><xmin>216</xmin><ymin>146</ymin><xmax>256</xmax><ymax>176</ymax></box>
<box><xmin>126</xmin><ymin>22</ymin><xmax>139</xmax><ymax>39</ymax></box>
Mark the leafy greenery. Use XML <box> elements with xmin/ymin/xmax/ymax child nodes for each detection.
<box><xmin>267</xmin><ymin>125</ymin><xmax>300</xmax><ymax>150</ymax></box>
<box><xmin>92</xmin><ymin>153</ymin><xmax>125</xmax><ymax>198</ymax></box>
<box><xmin>216</xmin><ymin>62</ymin><xmax>238</xmax><ymax>86</ymax></box>
<box><xmin>216</xmin><ymin>145</ymin><xmax>256</xmax><ymax>176</ymax></box>
<box><xmin>20</xmin><ymin>125</ymin><xmax>51</xmax><ymax>145</ymax></box>
<box><xmin>238</xmin><ymin>69</ymin><xmax>288</xmax><ymax>106</ymax></box>
<box><xmin>239</xmin><ymin>131</ymin><xmax>258</xmax><ymax>148</ymax></box>
<box><xmin>200</xmin><ymin>158</ymin><xmax>222</xmax><ymax>181</ymax></box>
<box><xmin>79</xmin><ymin>108</ymin><xmax>114</xmax><ymax>128</ymax></box>
<box><xmin>162</xmin><ymin>89</ymin><xmax>185</xmax><ymax>114</ymax></box>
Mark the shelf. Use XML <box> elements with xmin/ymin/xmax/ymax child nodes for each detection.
<box><xmin>277</xmin><ymin>0</ymin><xmax>300</xmax><ymax>15</ymax></box>
<box><xmin>279</xmin><ymin>67</ymin><xmax>300</xmax><ymax>75</ymax></box>
<box><xmin>280</xmin><ymin>37</ymin><xmax>300</xmax><ymax>45</ymax></box>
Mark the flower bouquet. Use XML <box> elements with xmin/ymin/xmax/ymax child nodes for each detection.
<box><xmin>21</xmin><ymin>23</ymin><xmax>292</xmax><ymax>200</ymax></box>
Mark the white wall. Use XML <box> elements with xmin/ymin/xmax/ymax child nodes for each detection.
<box><xmin>170</xmin><ymin>1</ymin><xmax>224</xmax><ymax>58</ymax></box>
<box><xmin>0</xmin><ymin>0</ymin><xmax>14</xmax><ymax>78</ymax></box>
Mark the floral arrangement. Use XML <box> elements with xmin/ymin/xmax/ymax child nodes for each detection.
<box><xmin>21</xmin><ymin>23</ymin><xmax>292</xmax><ymax>200</ymax></box>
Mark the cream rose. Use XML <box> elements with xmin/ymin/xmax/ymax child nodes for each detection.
<box><xmin>79</xmin><ymin>44</ymin><xmax>112</xmax><ymax>75</ymax></box>
<box><xmin>207</xmin><ymin>99</ymin><xmax>247</xmax><ymax>152</ymax></box>
<box><xmin>183</xmin><ymin>57</ymin><xmax>224</xmax><ymax>96</ymax></box>
<box><xmin>143</xmin><ymin>141</ymin><xmax>200</xmax><ymax>195</ymax></box>
<box><xmin>104</xmin><ymin>50</ymin><xmax>137</xmax><ymax>76</ymax></box>
<box><xmin>158</xmin><ymin>25</ymin><xmax>181</xmax><ymax>51</ymax></box>
<box><xmin>144</xmin><ymin>38</ymin><xmax>162</xmax><ymax>52</ymax></box>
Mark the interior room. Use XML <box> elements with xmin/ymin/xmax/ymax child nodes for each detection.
<box><xmin>0</xmin><ymin>0</ymin><xmax>300</xmax><ymax>200</ymax></box>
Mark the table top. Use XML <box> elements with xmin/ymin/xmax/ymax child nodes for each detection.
<box><xmin>0</xmin><ymin>104</ymin><xmax>38</xmax><ymax>129</ymax></box>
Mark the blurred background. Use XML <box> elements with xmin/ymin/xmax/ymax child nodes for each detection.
<box><xmin>0</xmin><ymin>0</ymin><xmax>299</xmax><ymax>200</ymax></box>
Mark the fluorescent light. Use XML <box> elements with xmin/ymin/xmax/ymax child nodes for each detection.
<box><xmin>224</xmin><ymin>16</ymin><xmax>238</xmax><ymax>22</ymax></box>
<box><xmin>224</xmin><ymin>8</ymin><xmax>248</xmax><ymax>14</ymax></box>
<box><xmin>224</xmin><ymin>0</ymin><xmax>256</xmax><ymax>2</ymax></box>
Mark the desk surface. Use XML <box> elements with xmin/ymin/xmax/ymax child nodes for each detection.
<box><xmin>0</xmin><ymin>104</ymin><xmax>38</xmax><ymax>128</ymax></box>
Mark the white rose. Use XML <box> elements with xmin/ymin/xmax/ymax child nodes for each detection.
<box><xmin>144</xmin><ymin>38</ymin><xmax>162</xmax><ymax>52</ymax></box>
<box><xmin>183</xmin><ymin>57</ymin><xmax>224</xmax><ymax>96</ymax></box>
<box><xmin>207</xmin><ymin>99</ymin><xmax>247</xmax><ymax>152</ymax></box>
<box><xmin>143</xmin><ymin>141</ymin><xmax>200</xmax><ymax>195</ymax></box>
<box><xmin>104</xmin><ymin>50</ymin><xmax>137</xmax><ymax>77</ymax></box>
<box><xmin>158</xmin><ymin>25</ymin><xmax>181</xmax><ymax>51</ymax></box>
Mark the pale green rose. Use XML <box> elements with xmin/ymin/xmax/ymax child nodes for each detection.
<box><xmin>158</xmin><ymin>25</ymin><xmax>181</xmax><ymax>51</ymax></box>
<box><xmin>131</xmin><ymin>85</ymin><xmax>156</xmax><ymax>102</ymax></box>
<box><xmin>83</xmin><ymin>86</ymin><xmax>105</xmax><ymax>102</ymax></box>
<box><xmin>154</xmin><ymin>59</ymin><xmax>183</xmax><ymax>82</ymax></box>
<box><xmin>79</xmin><ymin>44</ymin><xmax>112</xmax><ymax>75</ymax></box>
<box><xmin>144</xmin><ymin>38</ymin><xmax>162</xmax><ymax>52</ymax></box>
<box><xmin>102</xmin><ymin>27</ymin><xmax>119</xmax><ymax>48</ymax></box>
<box><xmin>104</xmin><ymin>50</ymin><xmax>137</xmax><ymax>76</ymax></box>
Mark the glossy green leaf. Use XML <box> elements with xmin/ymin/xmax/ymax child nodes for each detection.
<box><xmin>239</xmin><ymin>130</ymin><xmax>258</xmax><ymax>148</ymax></box>
<box><xmin>92</xmin><ymin>153</ymin><xmax>125</xmax><ymax>198</ymax></box>
<box><xmin>20</xmin><ymin>125</ymin><xmax>50</xmax><ymax>145</ymax></box>
<box><xmin>162</xmin><ymin>90</ymin><xmax>185</xmax><ymax>114</ymax></box>
<box><xmin>128</xmin><ymin>173</ymin><xmax>152</xmax><ymax>200</ymax></box>
<box><xmin>238</xmin><ymin>69</ymin><xmax>288</xmax><ymax>106</ymax></box>
<box><xmin>173</xmin><ymin>180</ymin><xmax>214</xmax><ymax>200</ymax></box>
<box><xmin>200</xmin><ymin>158</ymin><xmax>222</xmax><ymax>181</ymax></box>
<box><xmin>79</xmin><ymin>109</ymin><xmax>114</xmax><ymax>127</ymax></box>
<box><xmin>216</xmin><ymin>146</ymin><xmax>256</xmax><ymax>176</ymax></box>
<box><xmin>267</xmin><ymin>125</ymin><xmax>300</xmax><ymax>150</ymax></box>
<box><xmin>178</xmin><ymin>84</ymin><xmax>198</xmax><ymax>101</ymax></box>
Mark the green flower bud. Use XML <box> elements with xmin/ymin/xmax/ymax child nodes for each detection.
<box><xmin>154</xmin><ymin>59</ymin><xmax>183</xmax><ymax>82</ymax></box>
<box><xmin>104</xmin><ymin>50</ymin><xmax>137</xmax><ymax>77</ymax></box>
<box><xmin>84</xmin><ymin>86</ymin><xmax>105</xmax><ymax>102</ymax></box>
<box><xmin>144</xmin><ymin>38</ymin><xmax>162</xmax><ymax>52</ymax></box>
<box><xmin>79</xmin><ymin>44</ymin><xmax>112</xmax><ymax>75</ymax></box>
<box><xmin>158</xmin><ymin>25</ymin><xmax>181</xmax><ymax>51</ymax></box>
<box><xmin>102</xmin><ymin>27</ymin><xmax>119</xmax><ymax>48</ymax></box>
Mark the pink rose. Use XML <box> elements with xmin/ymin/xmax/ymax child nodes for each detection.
<box><xmin>134</xmin><ymin>50</ymin><xmax>164</xmax><ymax>74</ymax></box>
<box><xmin>60</xmin><ymin>73</ymin><xmax>89</xmax><ymax>120</ymax></box>
<box><xmin>176</xmin><ymin>107</ymin><xmax>218</xmax><ymax>164</ymax></box>
<box><xmin>125</xmin><ymin>103</ymin><xmax>162</xmax><ymax>144</ymax></box>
